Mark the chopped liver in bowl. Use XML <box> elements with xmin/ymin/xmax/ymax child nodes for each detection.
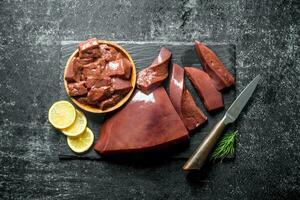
<box><xmin>65</xmin><ymin>38</ymin><xmax>133</xmax><ymax>110</ymax></box>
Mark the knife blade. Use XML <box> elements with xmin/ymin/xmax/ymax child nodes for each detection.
<box><xmin>183</xmin><ymin>75</ymin><xmax>261</xmax><ymax>171</ymax></box>
<box><xmin>223</xmin><ymin>74</ymin><xmax>261</xmax><ymax>125</ymax></box>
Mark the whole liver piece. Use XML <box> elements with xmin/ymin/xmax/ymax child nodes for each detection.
<box><xmin>185</xmin><ymin>67</ymin><xmax>224</xmax><ymax>112</ymax></box>
<box><xmin>137</xmin><ymin>48</ymin><xmax>171</xmax><ymax>94</ymax></box>
<box><xmin>94</xmin><ymin>87</ymin><xmax>189</xmax><ymax>155</ymax></box>
<box><xmin>194</xmin><ymin>41</ymin><xmax>234</xmax><ymax>91</ymax></box>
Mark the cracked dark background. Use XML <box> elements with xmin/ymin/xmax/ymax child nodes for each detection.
<box><xmin>0</xmin><ymin>0</ymin><xmax>299</xmax><ymax>199</ymax></box>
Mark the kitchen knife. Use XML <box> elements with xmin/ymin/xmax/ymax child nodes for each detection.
<box><xmin>183</xmin><ymin>75</ymin><xmax>261</xmax><ymax>171</ymax></box>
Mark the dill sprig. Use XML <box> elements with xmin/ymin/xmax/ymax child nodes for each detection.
<box><xmin>210</xmin><ymin>130</ymin><xmax>238</xmax><ymax>161</ymax></box>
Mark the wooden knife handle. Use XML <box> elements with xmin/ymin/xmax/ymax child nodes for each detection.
<box><xmin>183</xmin><ymin>116</ymin><xmax>226</xmax><ymax>171</ymax></box>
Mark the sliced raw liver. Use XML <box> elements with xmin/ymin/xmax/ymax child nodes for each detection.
<box><xmin>111</xmin><ymin>78</ymin><xmax>132</xmax><ymax>95</ymax></box>
<box><xmin>94</xmin><ymin>87</ymin><xmax>189</xmax><ymax>155</ymax></box>
<box><xmin>67</xmin><ymin>81</ymin><xmax>88</xmax><ymax>97</ymax></box>
<box><xmin>137</xmin><ymin>48</ymin><xmax>171</xmax><ymax>94</ymax></box>
<box><xmin>79</xmin><ymin>48</ymin><xmax>101</xmax><ymax>59</ymax></box>
<box><xmin>169</xmin><ymin>63</ymin><xmax>185</xmax><ymax>117</ymax></box>
<box><xmin>194</xmin><ymin>41</ymin><xmax>235</xmax><ymax>90</ymax></box>
<box><xmin>86</xmin><ymin>76</ymin><xmax>111</xmax><ymax>89</ymax></box>
<box><xmin>99</xmin><ymin>94</ymin><xmax>123</xmax><ymax>110</ymax></box>
<box><xmin>185</xmin><ymin>67</ymin><xmax>224</xmax><ymax>112</ymax></box>
<box><xmin>104</xmin><ymin>58</ymin><xmax>132</xmax><ymax>79</ymax></box>
<box><xmin>79</xmin><ymin>38</ymin><xmax>99</xmax><ymax>52</ymax></box>
<box><xmin>65</xmin><ymin>57</ymin><xmax>81</xmax><ymax>82</ymax></box>
<box><xmin>82</xmin><ymin>58</ymin><xmax>105</xmax><ymax>69</ymax></box>
<box><xmin>181</xmin><ymin>89</ymin><xmax>207</xmax><ymax>131</ymax></box>
<box><xmin>87</xmin><ymin>86</ymin><xmax>111</xmax><ymax>102</ymax></box>
<box><xmin>82</xmin><ymin>67</ymin><xmax>101</xmax><ymax>79</ymax></box>
<box><xmin>78</xmin><ymin>57</ymin><xmax>94</xmax><ymax>65</ymax></box>
<box><xmin>169</xmin><ymin>64</ymin><xmax>207</xmax><ymax>131</ymax></box>
<box><xmin>99</xmin><ymin>44</ymin><xmax>118</xmax><ymax>62</ymax></box>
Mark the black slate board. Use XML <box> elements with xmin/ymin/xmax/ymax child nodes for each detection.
<box><xmin>58</xmin><ymin>41</ymin><xmax>236</xmax><ymax>160</ymax></box>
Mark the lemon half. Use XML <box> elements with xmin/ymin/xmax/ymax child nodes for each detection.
<box><xmin>48</xmin><ymin>101</ymin><xmax>76</xmax><ymax>129</ymax></box>
<box><xmin>67</xmin><ymin>127</ymin><xmax>94</xmax><ymax>153</ymax></box>
<box><xmin>61</xmin><ymin>110</ymin><xmax>87</xmax><ymax>137</ymax></box>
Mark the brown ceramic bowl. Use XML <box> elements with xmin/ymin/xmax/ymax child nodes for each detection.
<box><xmin>64</xmin><ymin>40</ymin><xmax>136</xmax><ymax>113</ymax></box>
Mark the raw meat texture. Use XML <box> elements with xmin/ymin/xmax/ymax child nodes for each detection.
<box><xmin>94</xmin><ymin>87</ymin><xmax>189</xmax><ymax>155</ymax></box>
<box><xmin>99</xmin><ymin>44</ymin><xmax>118</xmax><ymax>62</ymax></box>
<box><xmin>78</xmin><ymin>57</ymin><xmax>94</xmax><ymax>65</ymax></box>
<box><xmin>65</xmin><ymin>38</ymin><xmax>133</xmax><ymax>109</ymax></box>
<box><xmin>137</xmin><ymin>48</ymin><xmax>171</xmax><ymax>94</ymax></box>
<box><xmin>111</xmin><ymin>78</ymin><xmax>133</xmax><ymax>95</ymax></box>
<box><xmin>87</xmin><ymin>86</ymin><xmax>111</xmax><ymax>102</ymax></box>
<box><xmin>79</xmin><ymin>38</ymin><xmax>99</xmax><ymax>52</ymax></box>
<box><xmin>169</xmin><ymin>63</ymin><xmax>185</xmax><ymax>117</ymax></box>
<box><xmin>185</xmin><ymin>67</ymin><xmax>224</xmax><ymax>111</ymax></box>
<box><xmin>65</xmin><ymin>58</ymin><xmax>81</xmax><ymax>82</ymax></box>
<box><xmin>169</xmin><ymin>64</ymin><xmax>207</xmax><ymax>131</ymax></box>
<box><xmin>99</xmin><ymin>94</ymin><xmax>123</xmax><ymax>110</ymax></box>
<box><xmin>104</xmin><ymin>58</ymin><xmax>132</xmax><ymax>79</ymax></box>
<box><xmin>67</xmin><ymin>81</ymin><xmax>88</xmax><ymax>97</ymax></box>
<box><xmin>79</xmin><ymin>48</ymin><xmax>101</xmax><ymax>59</ymax></box>
<box><xmin>86</xmin><ymin>76</ymin><xmax>111</xmax><ymax>89</ymax></box>
<box><xmin>194</xmin><ymin>41</ymin><xmax>235</xmax><ymax>90</ymax></box>
<box><xmin>181</xmin><ymin>89</ymin><xmax>207</xmax><ymax>131</ymax></box>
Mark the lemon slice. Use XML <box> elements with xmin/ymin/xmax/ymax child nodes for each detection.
<box><xmin>61</xmin><ymin>110</ymin><xmax>87</xmax><ymax>137</ymax></box>
<box><xmin>48</xmin><ymin>101</ymin><xmax>76</xmax><ymax>129</ymax></box>
<box><xmin>67</xmin><ymin>127</ymin><xmax>94</xmax><ymax>153</ymax></box>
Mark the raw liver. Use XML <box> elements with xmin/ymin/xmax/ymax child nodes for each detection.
<box><xmin>99</xmin><ymin>44</ymin><xmax>118</xmax><ymax>62</ymax></box>
<box><xmin>67</xmin><ymin>81</ymin><xmax>88</xmax><ymax>97</ymax></box>
<box><xmin>185</xmin><ymin>67</ymin><xmax>224</xmax><ymax>111</ymax></box>
<box><xmin>65</xmin><ymin>57</ymin><xmax>81</xmax><ymax>82</ymax></box>
<box><xmin>104</xmin><ymin>58</ymin><xmax>132</xmax><ymax>79</ymax></box>
<box><xmin>181</xmin><ymin>89</ymin><xmax>207</xmax><ymax>131</ymax></box>
<box><xmin>78</xmin><ymin>38</ymin><xmax>99</xmax><ymax>52</ymax></box>
<box><xmin>65</xmin><ymin>38</ymin><xmax>133</xmax><ymax>109</ymax></box>
<box><xmin>111</xmin><ymin>78</ymin><xmax>132</xmax><ymax>95</ymax></box>
<box><xmin>94</xmin><ymin>87</ymin><xmax>189</xmax><ymax>155</ymax></box>
<box><xmin>137</xmin><ymin>48</ymin><xmax>171</xmax><ymax>94</ymax></box>
<box><xmin>86</xmin><ymin>76</ymin><xmax>112</xmax><ymax>89</ymax></box>
<box><xmin>99</xmin><ymin>94</ymin><xmax>123</xmax><ymax>110</ymax></box>
<box><xmin>87</xmin><ymin>86</ymin><xmax>111</xmax><ymax>102</ymax></box>
<box><xmin>169</xmin><ymin>64</ymin><xmax>207</xmax><ymax>131</ymax></box>
<box><xmin>194</xmin><ymin>41</ymin><xmax>235</xmax><ymax>90</ymax></box>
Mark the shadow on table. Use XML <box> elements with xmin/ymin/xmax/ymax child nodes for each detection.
<box><xmin>98</xmin><ymin>141</ymin><xmax>190</xmax><ymax>167</ymax></box>
<box><xmin>184</xmin><ymin>158</ymin><xmax>235</xmax><ymax>186</ymax></box>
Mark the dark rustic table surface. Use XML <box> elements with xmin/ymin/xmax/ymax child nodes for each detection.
<box><xmin>0</xmin><ymin>0</ymin><xmax>299</xmax><ymax>199</ymax></box>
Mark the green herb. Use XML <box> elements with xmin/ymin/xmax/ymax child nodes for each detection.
<box><xmin>210</xmin><ymin>130</ymin><xmax>238</xmax><ymax>161</ymax></box>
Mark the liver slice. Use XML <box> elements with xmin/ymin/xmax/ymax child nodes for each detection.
<box><xmin>137</xmin><ymin>48</ymin><xmax>171</xmax><ymax>94</ymax></box>
<box><xmin>169</xmin><ymin>64</ymin><xmax>184</xmax><ymax>117</ymax></box>
<box><xmin>104</xmin><ymin>58</ymin><xmax>132</xmax><ymax>79</ymax></box>
<box><xmin>99</xmin><ymin>44</ymin><xmax>118</xmax><ymax>62</ymax></box>
<box><xmin>181</xmin><ymin>89</ymin><xmax>207</xmax><ymax>131</ymax></box>
<box><xmin>94</xmin><ymin>87</ymin><xmax>189</xmax><ymax>155</ymax></box>
<box><xmin>78</xmin><ymin>38</ymin><xmax>99</xmax><ymax>52</ymax></box>
<box><xmin>87</xmin><ymin>86</ymin><xmax>111</xmax><ymax>102</ymax></box>
<box><xmin>86</xmin><ymin>76</ymin><xmax>112</xmax><ymax>89</ymax></box>
<box><xmin>111</xmin><ymin>78</ymin><xmax>132</xmax><ymax>95</ymax></box>
<box><xmin>194</xmin><ymin>41</ymin><xmax>234</xmax><ymax>90</ymax></box>
<box><xmin>67</xmin><ymin>81</ymin><xmax>88</xmax><ymax>97</ymax></box>
<box><xmin>99</xmin><ymin>94</ymin><xmax>123</xmax><ymax>110</ymax></box>
<box><xmin>169</xmin><ymin>64</ymin><xmax>207</xmax><ymax>131</ymax></box>
<box><xmin>185</xmin><ymin>67</ymin><xmax>224</xmax><ymax>111</ymax></box>
<box><xmin>65</xmin><ymin>58</ymin><xmax>81</xmax><ymax>82</ymax></box>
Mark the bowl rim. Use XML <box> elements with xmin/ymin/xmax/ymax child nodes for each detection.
<box><xmin>64</xmin><ymin>40</ymin><xmax>136</xmax><ymax>113</ymax></box>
